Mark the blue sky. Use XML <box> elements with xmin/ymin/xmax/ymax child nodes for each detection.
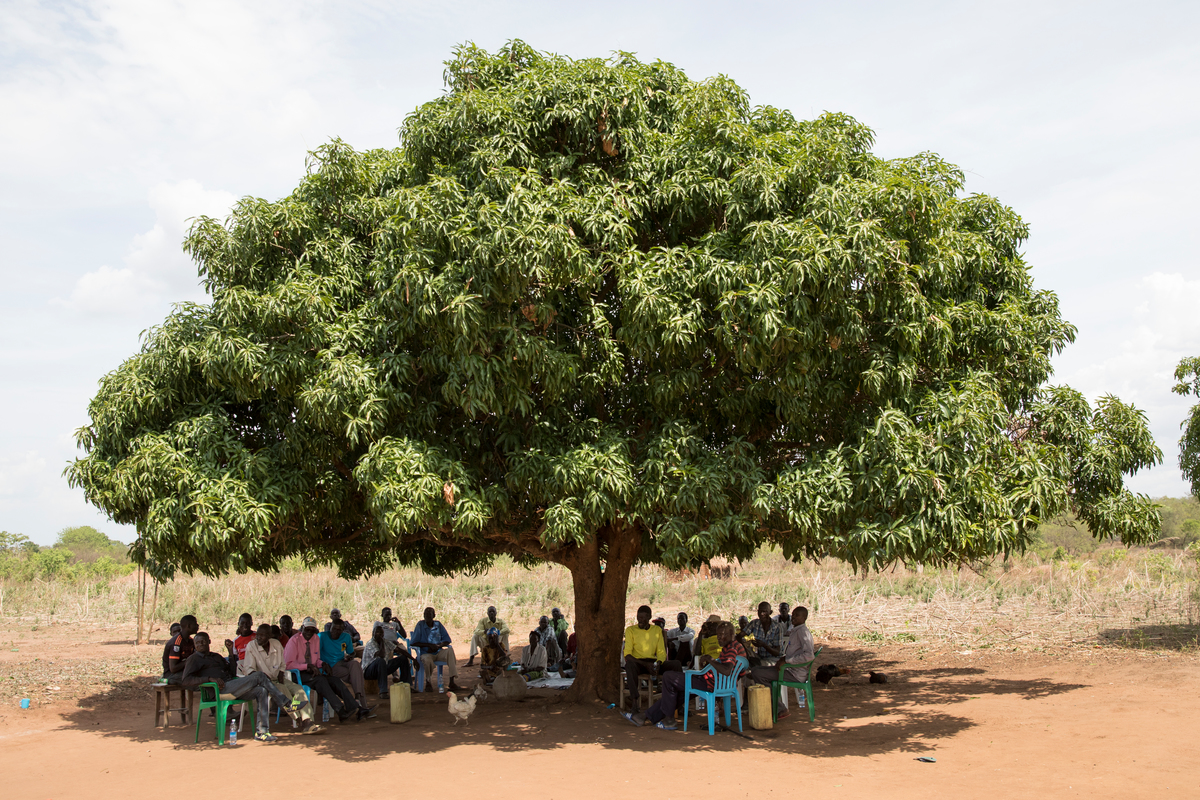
<box><xmin>2</xmin><ymin>0</ymin><xmax>1198</xmax><ymax>544</ymax></box>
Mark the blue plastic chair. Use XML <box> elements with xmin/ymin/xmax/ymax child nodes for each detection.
<box><xmin>683</xmin><ymin>655</ymin><xmax>749</xmax><ymax>735</ymax></box>
<box><xmin>407</xmin><ymin>638</ymin><xmax>447</xmax><ymax>692</ymax></box>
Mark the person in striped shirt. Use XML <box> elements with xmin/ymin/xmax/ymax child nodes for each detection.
<box><xmin>625</xmin><ymin>621</ymin><xmax>746</xmax><ymax>730</ymax></box>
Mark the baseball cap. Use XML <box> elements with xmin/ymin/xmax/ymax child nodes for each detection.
<box><xmin>302</xmin><ymin>616</ymin><xmax>318</xmax><ymax>629</ymax></box>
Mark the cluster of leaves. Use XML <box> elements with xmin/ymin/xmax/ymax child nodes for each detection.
<box><xmin>0</xmin><ymin>530</ymin><xmax>134</xmax><ymax>582</ymax></box>
<box><xmin>69</xmin><ymin>41</ymin><xmax>1160</xmax><ymax>580</ymax></box>
<box><xmin>1174</xmin><ymin>356</ymin><xmax>1200</xmax><ymax>499</ymax></box>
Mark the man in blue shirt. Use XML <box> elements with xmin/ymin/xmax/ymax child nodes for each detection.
<box><xmin>319</xmin><ymin>619</ymin><xmax>374</xmax><ymax>716</ymax></box>
<box><xmin>410</xmin><ymin>606</ymin><xmax>462</xmax><ymax>692</ymax></box>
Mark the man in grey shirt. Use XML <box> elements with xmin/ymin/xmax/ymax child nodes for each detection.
<box><xmin>748</xmin><ymin>606</ymin><xmax>814</xmax><ymax>717</ymax></box>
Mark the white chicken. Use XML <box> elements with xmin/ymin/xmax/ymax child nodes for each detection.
<box><xmin>447</xmin><ymin>691</ymin><xmax>478</xmax><ymax>725</ymax></box>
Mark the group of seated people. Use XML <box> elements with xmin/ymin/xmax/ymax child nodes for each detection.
<box><xmin>621</xmin><ymin>600</ymin><xmax>810</xmax><ymax>730</ymax></box>
<box><xmin>463</xmin><ymin>605</ymin><xmax>575</xmax><ymax>685</ymax></box>
<box><xmin>160</xmin><ymin>604</ymin><xmax>469</xmax><ymax>742</ymax></box>
<box><xmin>159</xmin><ymin>598</ymin><xmax>807</xmax><ymax>740</ymax></box>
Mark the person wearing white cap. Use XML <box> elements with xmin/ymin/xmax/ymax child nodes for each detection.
<box><xmin>283</xmin><ymin>616</ymin><xmax>370</xmax><ymax>722</ymax></box>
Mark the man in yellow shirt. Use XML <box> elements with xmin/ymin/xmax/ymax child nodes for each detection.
<box><xmin>623</xmin><ymin>605</ymin><xmax>666</xmax><ymax>711</ymax></box>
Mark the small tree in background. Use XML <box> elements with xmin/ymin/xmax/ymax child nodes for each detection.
<box><xmin>1174</xmin><ymin>356</ymin><xmax>1200</xmax><ymax>500</ymax></box>
<box><xmin>54</xmin><ymin>526</ymin><xmax>129</xmax><ymax>563</ymax></box>
<box><xmin>69</xmin><ymin>42</ymin><xmax>1161</xmax><ymax>701</ymax></box>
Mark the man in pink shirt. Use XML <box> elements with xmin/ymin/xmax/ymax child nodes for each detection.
<box><xmin>283</xmin><ymin>616</ymin><xmax>367</xmax><ymax>723</ymax></box>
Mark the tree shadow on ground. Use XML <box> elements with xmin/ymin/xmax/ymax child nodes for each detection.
<box><xmin>60</xmin><ymin>644</ymin><xmax>1088</xmax><ymax>762</ymax></box>
<box><xmin>1098</xmin><ymin>623</ymin><xmax>1200</xmax><ymax>651</ymax></box>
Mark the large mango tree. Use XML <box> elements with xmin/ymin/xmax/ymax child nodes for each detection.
<box><xmin>70</xmin><ymin>42</ymin><xmax>1161</xmax><ymax>702</ymax></box>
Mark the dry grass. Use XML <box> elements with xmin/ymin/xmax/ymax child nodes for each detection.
<box><xmin>0</xmin><ymin>548</ymin><xmax>1197</xmax><ymax>652</ymax></box>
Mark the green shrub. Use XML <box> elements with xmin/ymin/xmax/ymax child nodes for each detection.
<box><xmin>1099</xmin><ymin>548</ymin><xmax>1129</xmax><ymax>567</ymax></box>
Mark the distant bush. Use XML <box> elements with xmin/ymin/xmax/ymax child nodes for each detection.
<box><xmin>0</xmin><ymin>529</ymin><xmax>135</xmax><ymax>582</ymax></box>
<box><xmin>1152</xmin><ymin>497</ymin><xmax>1200</xmax><ymax>542</ymax></box>
<box><xmin>53</xmin><ymin>526</ymin><xmax>130</xmax><ymax>564</ymax></box>
<box><xmin>1098</xmin><ymin>548</ymin><xmax>1129</xmax><ymax>568</ymax></box>
<box><xmin>1033</xmin><ymin>497</ymin><xmax>1200</xmax><ymax>556</ymax></box>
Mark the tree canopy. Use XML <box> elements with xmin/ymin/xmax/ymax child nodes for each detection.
<box><xmin>1174</xmin><ymin>355</ymin><xmax>1200</xmax><ymax>499</ymax></box>
<box><xmin>69</xmin><ymin>41</ymin><xmax>1161</xmax><ymax>698</ymax></box>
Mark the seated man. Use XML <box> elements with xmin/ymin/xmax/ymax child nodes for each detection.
<box><xmin>380</xmin><ymin>607</ymin><xmax>407</xmax><ymax>642</ymax></box>
<box><xmin>283</xmin><ymin>616</ymin><xmax>372</xmax><ymax>723</ymax></box>
<box><xmin>519</xmin><ymin>631</ymin><xmax>547</xmax><ymax>681</ymax></box>
<box><xmin>410</xmin><ymin>606</ymin><xmax>463</xmax><ymax>692</ymax></box>
<box><xmin>665</xmin><ymin>612</ymin><xmax>695</xmax><ymax>665</ymax></box>
<box><xmin>278</xmin><ymin>615</ymin><xmax>297</xmax><ymax>644</ymax></box>
<box><xmin>622</xmin><ymin>605</ymin><xmax>666</xmax><ymax>711</ymax></box>
<box><xmin>626</xmin><ymin>621</ymin><xmax>746</xmax><ymax>730</ymax></box>
<box><xmin>181</xmin><ymin>631</ymin><xmax>307</xmax><ymax>743</ymax></box>
<box><xmin>535</xmin><ymin>615</ymin><xmax>562</xmax><ymax>664</ymax></box>
<box><xmin>232</xmin><ymin>613</ymin><xmax>255</xmax><ymax>661</ymax></box>
<box><xmin>775</xmin><ymin>602</ymin><xmax>792</xmax><ymax>635</ymax></box>
<box><xmin>478</xmin><ymin>628</ymin><xmax>510</xmax><ymax>684</ymax></box>
<box><xmin>742</xmin><ymin>601</ymin><xmax>785</xmax><ymax>667</ymax></box>
<box><xmin>320</xmin><ymin>619</ymin><xmax>372</xmax><ymax>712</ymax></box>
<box><xmin>161</xmin><ymin>615</ymin><xmax>197</xmax><ymax>685</ymax></box>
<box><xmin>749</xmin><ymin>605</ymin><xmax>814</xmax><ymax>718</ymax></box>
<box><xmin>466</xmin><ymin>606</ymin><xmax>510</xmax><ymax>667</ymax></box>
<box><xmin>362</xmin><ymin>621</ymin><xmax>412</xmax><ymax>698</ymax></box>
<box><xmin>323</xmin><ymin>608</ymin><xmax>361</xmax><ymax>643</ymax></box>
<box><xmin>240</xmin><ymin>623</ymin><xmax>322</xmax><ymax>734</ymax></box>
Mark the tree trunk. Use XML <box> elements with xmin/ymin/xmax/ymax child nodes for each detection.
<box><xmin>136</xmin><ymin>565</ymin><xmax>147</xmax><ymax>645</ymax></box>
<box><xmin>145</xmin><ymin>579</ymin><xmax>160</xmax><ymax>644</ymax></box>
<box><xmin>562</xmin><ymin>521</ymin><xmax>642</xmax><ymax>703</ymax></box>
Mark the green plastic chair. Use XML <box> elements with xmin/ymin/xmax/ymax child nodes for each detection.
<box><xmin>771</xmin><ymin>645</ymin><xmax>823</xmax><ymax>722</ymax></box>
<box><xmin>193</xmin><ymin>682</ymin><xmax>254</xmax><ymax>744</ymax></box>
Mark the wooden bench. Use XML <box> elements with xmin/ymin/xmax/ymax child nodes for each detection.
<box><xmin>618</xmin><ymin>671</ymin><xmax>660</xmax><ymax>711</ymax></box>
<box><xmin>153</xmin><ymin>683</ymin><xmax>194</xmax><ymax>727</ymax></box>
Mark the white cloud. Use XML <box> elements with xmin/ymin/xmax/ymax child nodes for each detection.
<box><xmin>0</xmin><ymin>451</ymin><xmax>48</xmax><ymax>510</ymax></box>
<box><xmin>0</xmin><ymin>448</ymin><xmax>134</xmax><ymax>544</ymax></box>
<box><xmin>53</xmin><ymin>179</ymin><xmax>235</xmax><ymax>315</ymax></box>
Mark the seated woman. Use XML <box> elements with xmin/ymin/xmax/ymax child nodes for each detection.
<box><xmin>520</xmin><ymin>631</ymin><xmax>547</xmax><ymax>681</ymax></box>
<box><xmin>479</xmin><ymin>627</ymin><xmax>510</xmax><ymax>684</ymax></box>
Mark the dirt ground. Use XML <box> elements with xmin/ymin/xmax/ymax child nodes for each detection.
<box><xmin>0</xmin><ymin>622</ymin><xmax>1197</xmax><ymax>799</ymax></box>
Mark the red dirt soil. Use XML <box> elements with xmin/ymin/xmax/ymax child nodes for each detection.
<box><xmin>0</xmin><ymin>623</ymin><xmax>1196</xmax><ymax>799</ymax></box>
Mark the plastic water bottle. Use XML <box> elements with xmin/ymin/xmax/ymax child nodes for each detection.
<box><xmin>228</xmin><ymin>722</ymin><xmax>237</xmax><ymax>745</ymax></box>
